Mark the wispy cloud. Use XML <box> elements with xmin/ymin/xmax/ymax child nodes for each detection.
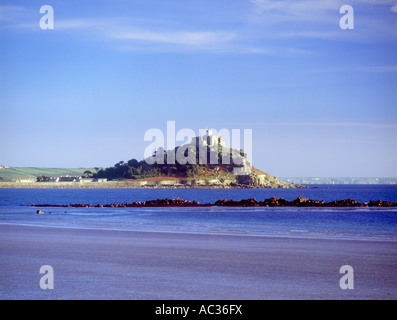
<box><xmin>1</xmin><ymin>10</ymin><xmax>239</xmax><ymax>53</ymax></box>
<box><xmin>250</xmin><ymin>0</ymin><xmax>344</xmax><ymax>23</ymax></box>
<box><xmin>0</xmin><ymin>5</ymin><xmax>26</xmax><ymax>22</ymax></box>
<box><xmin>311</xmin><ymin>65</ymin><xmax>397</xmax><ymax>73</ymax></box>
<box><xmin>290</xmin><ymin>122</ymin><xmax>397</xmax><ymax>129</ymax></box>
<box><xmin>0</xmin><ymin>5</ymin><xmax>22</xmax><ymax>15</ymax></box>
<box><xmin>3</xmin><ymin>1</ymin><xmax>396</xmax><ymax>54</ymax></box>
<box><xmin>248</xmin><ymin>0</ymin><xmax>397</xmax><ymax>41</ymax></box>
<box><xmin>55</xmin><ymin>19</ymin><xmax>107</xmax><ymax>30</ymax></box>
<box><xmin>352</xmin><ymin>66</ymin><xmax>397</xmax><ymax>73</ymax></box>
<box><xmin>227</xmin><ymin>122</ymin><xmax>397</xmax><ymax>129</ymax></box>
<box><xmin>251</xmin><ymin>0</ymin><xmax>397</xmax><ymax>21</ymax></box>
<box><xmin>113</xmin><ymin>30</ymin><xmax>235</xmax><ymax>47</ymax></box>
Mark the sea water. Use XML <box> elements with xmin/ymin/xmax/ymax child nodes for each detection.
<box><xmin>0</xmin><ymin>185</ymin><xmax>396</xmax><ymax>241</ymax></box>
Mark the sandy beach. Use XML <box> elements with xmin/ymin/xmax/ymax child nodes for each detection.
<box><xmin>0</xmin><ymin>224</ymin><xmax>396</xmax><ymax>300</ymax></box>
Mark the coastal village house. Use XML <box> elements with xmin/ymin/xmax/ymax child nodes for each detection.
<box><xmin>36</xmin><ymin>176</ymin><xmax>107</xmax><ymax>183</ymax></box>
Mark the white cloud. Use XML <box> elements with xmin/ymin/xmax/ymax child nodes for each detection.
<box><xmin>1</xmin><ymin>11</ymin><xmax>240</xmax><ymax>53</ymax></box>
<box><xmin>55</xmin><ymin>19</ymin><xmax>103</xmax><ymax>30</ymax></box>
<box><xmin>247</xmin><ymin>0</ymin><xmax>397</xmax><ymax>44</ymax></box>
<box><xmin>229</xmin><ymin>121</ymin><xmax>397</xmax><ymax>129</ymax></box>
<box><xmin>359</xmin><ymin>65</ymin><xmax>397</xmax><ymax>72</ymax></box>
<box><xmin>113</xmin><ymin>30</ymin><xmax>235</xmax><ymax>46</ymax></box>
<box><xmin>312</xmin><ymin>65</ymin><xmax>397</xmax><ymax>73</ymax></box>
<box><xmin>250</xmin><ymin>0</ymin><xmax>344</xmax><ymax>23</ymax></box>
<box><xmin>0</xmin><ymin>5</ymin><xmax>26</xmax><ymax>22</ymax></box>
<box><xmin>251</xmin><ymin>0</ymin><xmax>397</xmax><ymax>18</ymax></box>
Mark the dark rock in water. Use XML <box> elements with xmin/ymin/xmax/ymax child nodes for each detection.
<box><xmin>326</xmin><ymin>199</ymin><xmax>361</xmax><ymax>207</ymax></box>
<box><xmin>259</xmin><ymin>197</ymin><xmax>290</xmax><ymax>206</ymax></box>
<box><xmin>293</xmin><ymin>196</ymin><xmax>309</xmax><ymax>204</ymax></box>
<box><xmin>27</xmin><ymin>197</ymin><xmax>397</xmax><ymax>208</ymax></box>
<box><xmin>215</xmin><ymin>198</ymin><xmax>259</xmax><ymax>207</ymax></box>
<box><xmin>290</xmin><ymin>196</ymin><xmax>326</xmax><ymax>207</ymax></box>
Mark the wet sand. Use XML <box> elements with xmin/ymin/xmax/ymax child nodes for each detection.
<box><xmin>0</xmin><ymin>224</ymin><xmax>396</xmax><ymax>299</ymax></box>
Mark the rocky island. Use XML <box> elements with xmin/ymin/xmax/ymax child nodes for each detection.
<box><xmin>1</xmin><ymin>129</ymin><xmax>303</xmax><ymax>189</ymax></box>
<box><xmin>76</xmin><ymin>129</ymin><xmax>303</xmax><ymax>189</ymax></box>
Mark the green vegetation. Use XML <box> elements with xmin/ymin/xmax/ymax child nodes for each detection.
<box><xmin>0</xmin><ymin>167</ymin><xmax>97</xmax><ymax>181</ymax></box>
<box><xmin>186</xmin><ymin>164</ymin><xmax>201</xmax><ymax>178</ymax></box>
<box><xmin>93</xmin><ymin>158</ymin><xmax>202</xmax><ymax>180</ymax></box>
<box><xmin>36</xmin><ymin>175</ymin><xmax>51</xmax><ymax>182</ymax></box>
<box><xmin>0</xmin><ymin>145</ymin><xmax>249</xmax><ymax>182</ymax></box>
<box><xmin>93</xmin><ymin>144</ymin><xmax>248</xmax><ymax>181</ymax></box>
<box><xmin>83</xmin><ymin>170</ymin><xmax>93</xmax><ymax>178</ymax></box>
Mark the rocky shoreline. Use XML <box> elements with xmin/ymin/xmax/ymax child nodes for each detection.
<box><xmin>28</xmin><ymin>196</ymin><xmax>397</xmax><ymax>210</ymax></box>
<box><xmin>0</xmin><ymin>181</ymin><xmax>304</xmax><ymax>189</ymax></box>
<box><xmin>0</xmin><ymin>182</ymin><xmax>308</xmax><ymax>189</ymax></box>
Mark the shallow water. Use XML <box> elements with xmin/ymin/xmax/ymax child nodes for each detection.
<box><xmin>1</xmin><ymin>185</ymin><xmax>396</xmax><ymax>241</ymax></box>
<box><xmin>1</xmin><ymin>185</ymin><xmax>397</xmax><ymax>300</ymax></box>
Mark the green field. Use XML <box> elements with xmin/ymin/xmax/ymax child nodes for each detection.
<box><xmin>0</xmin><ymin>167</ymin><xmax>97</xmax><ymax>181</ymax></box>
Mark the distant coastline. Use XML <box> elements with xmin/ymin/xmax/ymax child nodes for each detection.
<box><xmin>2</xmin><ymin>167</ymin><xmax>395</xmax><ymax>187</ymax></box>
<box><xmin>280</xmin><ymin>177</ymin><xmax>397</xmax><ymax>185</ymax></box>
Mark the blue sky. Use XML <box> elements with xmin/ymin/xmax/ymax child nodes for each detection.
<box><xmin>1</xmin><ymin>0</ymin><xmax>397</xmax><ymax>177</ymax></box>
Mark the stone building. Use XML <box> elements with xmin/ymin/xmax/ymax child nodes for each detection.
<box><xmin>191</xmin><ymin>129</ymin><xmax>226</xmax><ymax>148</ymax></box>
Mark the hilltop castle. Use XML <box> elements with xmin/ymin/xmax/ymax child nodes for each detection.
<box><xmin>191</xmin><ymin>129</ymin><xmax>226</xmax><ymax>148</ymax></box>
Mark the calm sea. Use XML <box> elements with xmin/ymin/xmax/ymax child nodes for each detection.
<box><xmin>0</xmin><ymin>185</ymin><xmax>396</xmax><ymax>241</ymax></box>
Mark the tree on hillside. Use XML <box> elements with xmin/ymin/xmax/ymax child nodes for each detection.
<box><xmin>127</xmin><ymin>158</ymin><xmax>139</xmax><ymax>168</ymax></box>
<box><xmin>36</xmin><ymin>175</ymin><xmax>50</xmax><ymax>182</ymax></box>
<box><xmin>83</xmin><ymin>170</ymin><xmax>93</xmax><ymax>178</ymax></box>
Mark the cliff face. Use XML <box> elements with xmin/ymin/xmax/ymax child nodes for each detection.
<box><xmin>236</xmin><ymin>171</ymin><xmax>302</xmax><ymax>188</ymax></box>
<box><xmin>128</xmin><ymin>167</ymin><xmax>303</xmax><ymax>188</ymax></box>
